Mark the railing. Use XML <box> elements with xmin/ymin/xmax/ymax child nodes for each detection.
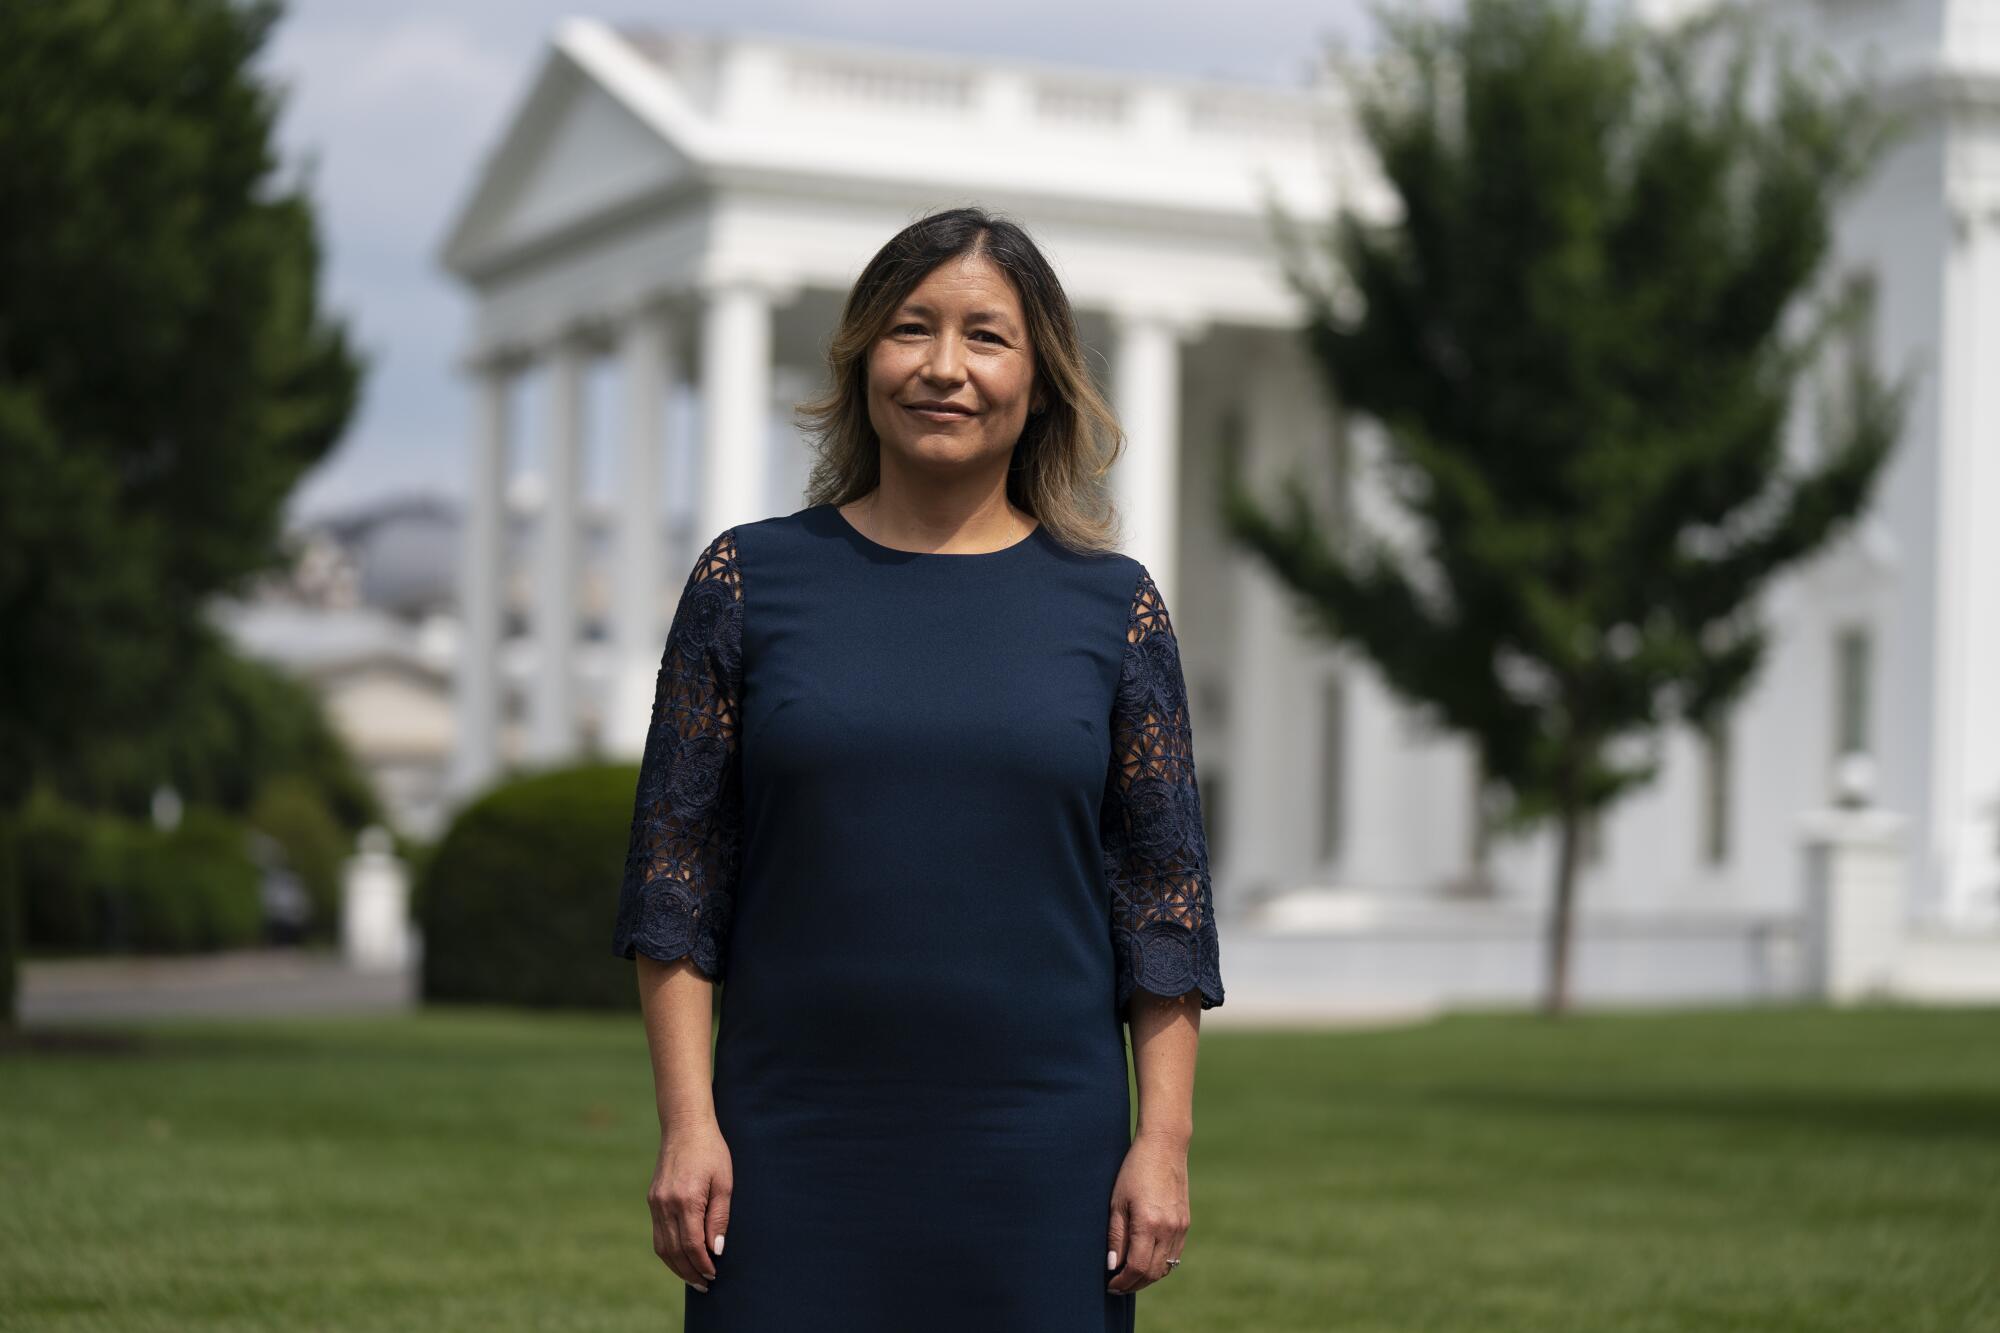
<box><xmin>771</xmin><ymin>50</ymin><xmax>1325</xmax><ymax>145</ymax></box>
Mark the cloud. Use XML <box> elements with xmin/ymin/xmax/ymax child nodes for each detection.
<box><xmin>266</xmin><ymin>15</ymin><xmax>518</xmax><ymax>242</ymax></box>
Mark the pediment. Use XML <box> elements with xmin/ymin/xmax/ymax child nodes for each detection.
<box><xmin>440</xmin><ymin>50</ymin><xmax>693</xmax><ymax>276</ymax></box>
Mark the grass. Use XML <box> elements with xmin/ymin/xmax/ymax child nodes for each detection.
<box><xmin>3</xmin><ymin>1002</ymin><xmax>1998</xmax><ymax>1331</ymax></box>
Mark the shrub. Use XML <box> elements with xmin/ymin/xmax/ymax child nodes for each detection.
<box><xmin>151</xmin><ymin>807</ymin><xmax>263</xmax><ymax>951</ymax></box>
<box><xmin>16</xmin><ymin>793</ymin><xmax>261</xmax><ymax>954</ymax></box>
<box><xmin>248</xmin><ymin>774</ymin><xmax>347</xmax><ymax>943</ymax></box>
<box><xmin>16</xmin><ymin>790</ymin><xmax>100</xmax><ymax>950</ymax></box>
<box><xmin>418</xmin><ymin>762</ymin><xmax>639</xmax><ymax>1009</ymax></box>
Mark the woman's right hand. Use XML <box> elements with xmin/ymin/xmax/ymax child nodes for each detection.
<box><xmin>649</xmin><ymin>1114</ymin><xmax>733</xmax><ymax>1293</ymax></box>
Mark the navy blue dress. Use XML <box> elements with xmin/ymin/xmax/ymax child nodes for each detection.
<box><xmin>612</xmin><ymin>501</ymin><xmax>1225</xmax><ymax>1331</ymax></box>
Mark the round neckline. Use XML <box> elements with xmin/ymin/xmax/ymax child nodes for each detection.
<box><xmin>826</xmin><ymin>502</ymin><xmax>1045</xmax><ymax>559</ymax></box>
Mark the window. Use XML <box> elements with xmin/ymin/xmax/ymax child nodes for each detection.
<box><xmin>1833</xmin><ymin>625</ymin><xmax>1872</xmax><ymax>758</ymax></box>
<box><xmin>1200</xmin><ymin>767</ymin><xmax>1227</xmax><ymax>876</ymax></box>
<box><xmin>1328</xmin><ymin>408</ymin><xmax>1355</xmax><ymax>539</ymax></box>
<box><xmin>1700</xmin><ymin>715</ymin><xmax>1731</xmax><ymax>866</ymax></box>
<box><xmin>1318</xmin><ymin>672</ymin><xmax>1346</xmax><ymax>864</ymax></box>
<box><xmin>1469</xmin><ymin>752</ymin><xmax>1490</xmax><ymax>869</ymax></box>
<box><xmin>1196</xmin><ymin>679</ymin><xmax>1228</xmax><ymax>872</ymax></box>
<box><xmin>1809</xmin><ymin>268</ymin><xmax>1881</xmax><ymax>465</ymax></box>
<box><xmin>1579</xmin><ymin>808</ymin><xmax>1604</xmax><ymax>867</ymax></box>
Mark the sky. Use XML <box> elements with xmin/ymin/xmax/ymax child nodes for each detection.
<box><xmin>261</xmin><ymin>0</ymin><xmax>1385</xmax><ymax>526</ymax></box>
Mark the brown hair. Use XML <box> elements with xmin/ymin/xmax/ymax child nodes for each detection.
<box><xmin>795</xmin><ymin>205</ymin><xmax>1126</xmax><ymax>554</ymax></box>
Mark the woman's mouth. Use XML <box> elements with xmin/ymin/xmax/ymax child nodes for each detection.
<box><xmin>905</xmin><ymin>404</ymin><xmax>977</xmax><ymax>422</ymax></box>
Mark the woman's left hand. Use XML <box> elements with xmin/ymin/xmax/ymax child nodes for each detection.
<box><xmin>1105</xmin><ymin>1128</ymin><xmax>1191</xmax><ymax>1295</ymax></box>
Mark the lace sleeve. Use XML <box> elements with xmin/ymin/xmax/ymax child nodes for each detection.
<box><xmin>611</xmin><ymin>529</ymin><xmax>745</xmax><ymax>980</ymax></box>
<box><xmin>1101</xmin><ymin>566</ymin><xmax>1225</xmax><ymax>1016</ymax></box>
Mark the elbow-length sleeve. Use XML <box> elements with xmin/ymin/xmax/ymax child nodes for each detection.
<box><xmin>611</xmin><ymin>528</ymin><xmax>745</xmax><ymax>980</ymax></box>
<box><xmin>1101</xmin><ymin>566</ymin><xmax>1225</xmax><ymax>1016</ymax></box>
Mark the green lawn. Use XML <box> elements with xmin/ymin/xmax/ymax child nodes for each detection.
<box><xmin>3</xmin><ymin>1003</ymin><xmax>1998</xmax><ymax>1332</ymax></box>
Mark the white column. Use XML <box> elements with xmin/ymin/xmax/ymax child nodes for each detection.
<box><xmin>698</xmin><ymin>278</ymin><xmax>777</xmax><ymax>542</ymax></box>
<box><xmin>448</xmin><ymin>355</ymin><xmax>511</xmax><ymax>801</ymax></box>
<box><xmin>607</xmin><ymin>304</ymin><xmax>675</xmax><ymax>759</ymax></box>
<box><xmin>1110</xmin><ymin>308</ymin><xmax>1189</xmax><ymax>600</ymax></box>
<box><xmin>526</xmin><ymin>332</ymin><xmax>589</xmax><ymax>767</ymax></box>
<box><xmin>1223</xmin><ymin>339</ymin><xmax>1326</xmax><ymax>910</ymax></box>
<box><xmin>771</xmin><ymin>365</ymin><xmax>818</xmax><ymax>511</ymax></box>
<box><xmin>1938</xmin><ymin>192</ymin><xmax>2000</xmax><ymax>923</ymax></box>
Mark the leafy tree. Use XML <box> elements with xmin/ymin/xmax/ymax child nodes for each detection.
<box><xmin>0</xmin><ymin>0</ymin><xmax>363</xmax><ymax>1021</ymax></box>
<box><xmin>1225</xmin><ymin>0</ymin><xmax>1914</xmax><ymax>1014</ymax></box>
<box><xmin>0</xmin><ymin>0</ymin><xmax>363</xmax><ymax>806</ymax></box>
<box><xmin>51</xmin><ymin>633</ymin><xmax>384</xmax><ymax>830</ymax></box>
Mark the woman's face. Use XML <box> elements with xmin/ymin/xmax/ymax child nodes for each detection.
<box><xmin>865</xmin><ymin>251</ymin><xmax>1045</xmax><ymax>474</ymax></box>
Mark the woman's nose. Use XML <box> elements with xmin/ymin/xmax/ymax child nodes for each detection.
<box><xmin>924</xmin><ymin>332</ymin><xmax>965</xmax><ymax>380</ymax></box>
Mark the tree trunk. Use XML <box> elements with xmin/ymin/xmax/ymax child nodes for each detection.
<box><xmin>0</xmin><ymin>809</ymin><xmax>18</xmax><ymax>1031</ymax></box>
<box><xmin>1543</xmin><ymin>797</ymin><xmax>1581</xmax><ymax>1019</ymax></box>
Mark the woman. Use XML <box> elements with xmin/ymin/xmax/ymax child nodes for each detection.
<box><xmin>611</xmin><ymin>204</ymin><xmax>1225</xmax><ymax>1331</ymax></box>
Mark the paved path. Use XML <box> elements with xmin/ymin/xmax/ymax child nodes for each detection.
<box><xmin>17</xmin><ymin>947</ymin><xmax>416</xmax><ymax>1025</ymax></box>
<box><xmin>15</xmin><ymin>945</ymin><xmax>1435</xmax><ymax>1030</ymax></box>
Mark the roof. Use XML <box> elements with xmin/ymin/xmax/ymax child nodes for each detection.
<box><xmin>210</xmin><ymin>599</ymin><xmax>452</xmax><ymax>686</ymax></box>
<box><xmin>437</xmin><ymin>19</ymin><xmax>1358</xmax><ymax>282</ymax></box>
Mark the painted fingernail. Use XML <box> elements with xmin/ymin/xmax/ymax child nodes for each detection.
<box><xmin>713</xmin><ymin>1234</ymin><xmax>725</xmax><ymax>1256</ymax></box>
<box><xmin>1107</xmin><ymin>1249</ymin><xmax>1118</xmax><ymax>1270</ymax></box>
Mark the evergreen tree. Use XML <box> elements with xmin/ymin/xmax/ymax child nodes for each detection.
<box><xmin>1224</xmin><ymin>0</ymin><xmax>1913</xmax><ymax>1014</ymax></box>
<box><xmin>0</xmin><ymin>0</ymin><xmax>363</xmax><ymax>1022</ymax></box>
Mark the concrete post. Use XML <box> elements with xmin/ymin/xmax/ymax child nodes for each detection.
<box><xmin>1798</xmin><ymin>798</ymin><xmax>1908</xmax><ymax>1004</ymax></box>
<box><xmin>341</xmin><ymin>826</ymin><xmax>414</xmax><ymax>974</ymax></box>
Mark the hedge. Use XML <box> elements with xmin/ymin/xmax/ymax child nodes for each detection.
<box><xmin>418</xmin><ymin>762</ymin><xmax>644</xmax><ymax>1009</ymax></box>
<box><xmin>16</xmin><ymin>793</ymin><xmax>262</xmax><ymax>954</ymax></box>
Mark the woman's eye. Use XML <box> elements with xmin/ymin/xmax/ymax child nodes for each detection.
<box><xmin>889</xmin><ymin>323</ymin><xmax>1004</xmax><ymax>343</ymax></box>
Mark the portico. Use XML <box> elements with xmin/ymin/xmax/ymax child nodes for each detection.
<box><xmin>437</xmin><ymin>19</ymin><xmax>1362</xmax><ymax>914</ymax></box>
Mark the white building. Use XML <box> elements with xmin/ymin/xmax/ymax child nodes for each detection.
<box><xmin>215</xmin><ymin>499</ymin><xmax>467</xmax><ymax>840</ymax></box>
<box><xmin>436</xmin><ymin>10</ymin><xmax>2000</xmax><ymax>1013</ymax></box>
